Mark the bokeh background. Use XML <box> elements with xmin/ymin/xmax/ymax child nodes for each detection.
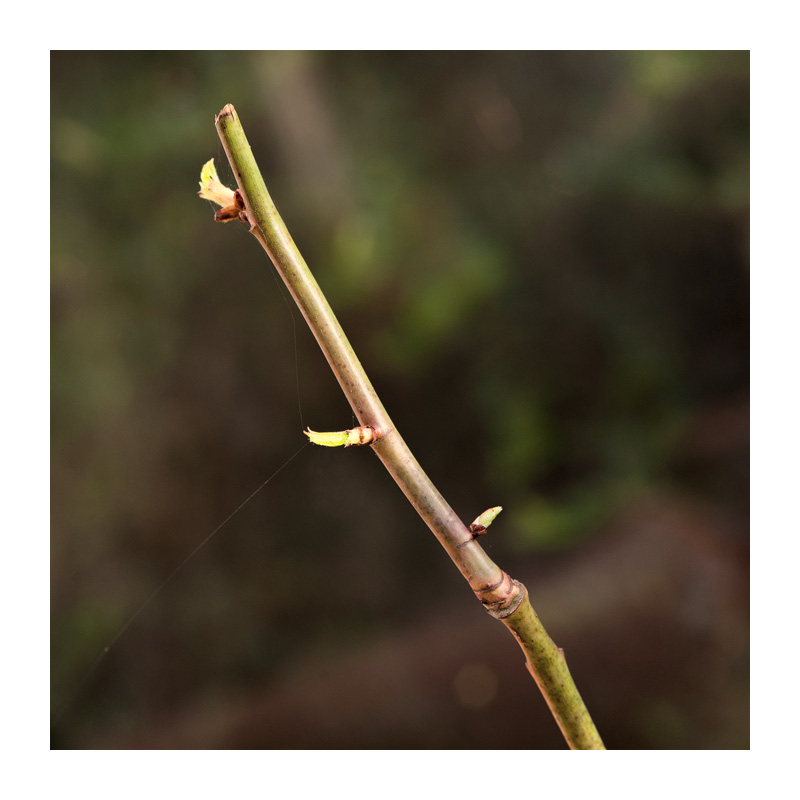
<box><xmin>51</xmin><ymin>51</ymin><xmax>749</xmax><ymax>749</ymax></box>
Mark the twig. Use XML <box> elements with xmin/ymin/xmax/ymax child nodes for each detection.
<box><xmin>207</xmin><ymin>103</ymin><xmax>605</xmax><ymax>749</ymax></box>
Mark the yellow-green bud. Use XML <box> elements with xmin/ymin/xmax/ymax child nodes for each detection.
<box><xmin>304</xmin><ymin>426</ymin><xmax>379</xmax><ymax>447</ymax></box>
<box><xmin>469</xmin><ymin>506</ymin><xmax>503</xmax><ymax>536</ymax></box>
<box><xmin>198</xmin><ymin>158</ymin><xmax>236</xmax><ymax>207</ymax></box>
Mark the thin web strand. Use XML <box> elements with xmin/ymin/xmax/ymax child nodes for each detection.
<box><xmin>207</xmin><ymin>144</ymin><xmax>305</xmax><ymax>428</ymax></box>
<box><xmin>268</xmin><ymin>265</ymin><xmax>305</xmax><ymax>429</ymax></box>
<box><xmin>54</xmin><ymin>440</ymin><xmax>310</xmax><ymax>724</ymax></box>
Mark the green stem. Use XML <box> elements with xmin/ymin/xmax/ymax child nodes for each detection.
<box><xmin>213</xmin><ymin>104</ymin><xmax>605</xmax><ymax>750</ymax></box>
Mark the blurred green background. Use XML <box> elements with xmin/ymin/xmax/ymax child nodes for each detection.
<box><xmin>51</xmin><ymin>51</ymin><xmax>749</xmax><ymax>749</ymax></box>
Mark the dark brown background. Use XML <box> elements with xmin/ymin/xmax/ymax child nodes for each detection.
<box><xmin>51</xmin><ymin>51</ymin><xmax>749</xmax><ymax>749</ymax></box>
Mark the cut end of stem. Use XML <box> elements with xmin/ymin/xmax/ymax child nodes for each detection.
<box><xmin>217</xmin><ymin>103</ymin><xmax>236</xmax><ymax>122</ymax></box>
